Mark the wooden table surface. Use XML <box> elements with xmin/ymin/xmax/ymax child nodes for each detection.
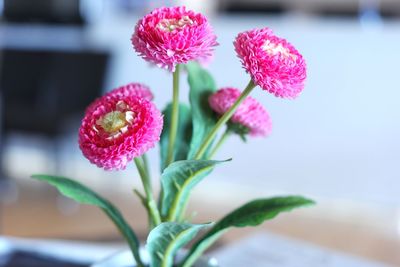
<box><xmin>1</xmin><ymin>181</ymin><xmax>399</xmax><ymax>266</ymax></box>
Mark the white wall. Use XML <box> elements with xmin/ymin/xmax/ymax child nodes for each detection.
<box><xmin>88</xmin><ymin>13</ymin><xmax>400</xmax><ymax>206</ymax></box>
<box><xmin>3</xmin><ymin>11</ymin><xmax>399</xmax><ymax>209</ymax></box>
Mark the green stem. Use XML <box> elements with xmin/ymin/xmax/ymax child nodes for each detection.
<box><xmin>180</xmin><ymin>231</ymin><xmax>227</xmax><ymax>267</ymax></box>
<box><xmin>208</xmin><ymin>129</ymin><xmax>231</xmax><ymax>159</ymax></box>
<box><xmin>194</xmin><ymin>80</ymin><xmax>256</xmax><ymax>160</ymax></box>
<box><xmin>166</xmin><ymin>64</ymin><xmax>181</xmax><ymax>166</ymax></box>
<box><xmin>133</xmin><ymin>188</ymin><xmax>146</xmax><ymax>204</ymax></box>
<box><xmin>133</xmin><ymin>188</ymin><xmax>154</xmax><ymax>229</ymax></box>
<box><xmin>134</xmin><ymin>157</ymin><xmax>161</xmax><ymax>228</ymax></box>
<box><xmin>141</xmin><ymin>153</ymin><xmax>150</xmax><ymax>178</ymax></box>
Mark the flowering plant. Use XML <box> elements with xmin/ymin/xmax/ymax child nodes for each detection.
<box><xmin>32</xmin><ymin>6</ymin><xmax>313</xmax><ymax>267</ymax></box>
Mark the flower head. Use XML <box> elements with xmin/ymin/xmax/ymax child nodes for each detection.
<box><xmin>85</xmin><ymin>83</ymin><xmax>154</xmax><ymax>114</ymax></box>
<box><xmin>79</xmin><ymin>85</ymin><xmax>163</xmax><ymax>170</ymax></box>
<box><xmin>234</xmin><ymin>28</ymin><xmax>306</xmax><ymax>99</ymax></box>
<box><xmin>105</xmin><ymin>83</ymin><xmax>154</xmax><ymax>101</ymax></box>
<box><xmin>209</xmin><ymin>87</ymin><xmax>272</xmax><ymax>137</ymax></box>
<box><xmin>131</xmin><ymin>6</ymin><xmax>218</xmax><ymax>71</ymax></box>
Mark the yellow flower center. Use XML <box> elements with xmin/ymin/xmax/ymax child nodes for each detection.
<box><xmin>158</xmin><ymin>16</ymin><xmax>194</xmax><ymax>32</ymax></box>
<box><xmin>95</xmin><ymin>101</ymin><xmax>135</xmax><ymax>140</ymax></box>
<box><xmin>262</xmin><ymin>40</ymin><xmax>297</xmax><ymax>60</ymax></box>
<box><xmin>98</xmin><ymin>111</ymin><xmax>126</xmax><ymax>133</ymax></box>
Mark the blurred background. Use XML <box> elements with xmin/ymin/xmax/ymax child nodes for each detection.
<box><xmin>0</xmin><ymin>0</ymin><xmax>399</xmax><ymax>265</ymax></box>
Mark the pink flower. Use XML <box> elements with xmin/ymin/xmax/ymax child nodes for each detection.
<box><xmin>209</xmin><ymin>88</ymin><xmax>272</xmax><ymax>137</ymax></box>
<box><xmin>79</xmin><ymin>86</ymin><xmax>163</xmax><ymax>170</ymax></box>
<box><xmin>105</xmin><ymin>83</ymin><xmax>154</xmax><ymax>101</ymax></box>
<box><xmin>131</xmin><ymin>6</ymin><xmax>218</xmax><ymax>71</ymax></box>
<box><xmin>85</xmin><ymin>83</ymin><xmax>154</xmax><ymax>114</ymax></box>
<box><xmin>234</xmin><ymin>28</ymin><xmax>306</xmax><ymax>99</ymax></box>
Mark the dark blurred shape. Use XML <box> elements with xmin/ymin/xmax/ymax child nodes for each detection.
<box><xmin>0</xmin><ymin>48</ymin><xmax>109</xmax><ymax>179</ymax></box>
<box><xmin>0</xmin><ymin>75</ymin><xmax>3</xmax><ymax>181</ymax></box>
<box><xmin>381</xmin><ymin>6</ymin><xmax>400</xmax><ymax>18</ymax></box>
<box><xmin>0</xmin><ymin>49</ymin><xmax>108</xmax><ymax>136</ymax></box>
<box><xmin>218</xmin><ymin>0</ymin><xmax>400</xmax><ymax>18</ymax></box>
<box><xmin>3</xmin><ymin>0</ymin><xmax>84</xmax><ymax>25</ymax></box>
<box><xmin>319</xmin><ymin>6</ymin><xmax>359</xmax><ymax>18</ymax></box>
<box><xmin>1</xmin><ymin>250</ymin><xmax>88</xmax><ymax>267</ymax></box>
<box><xmin>220</xmin><ymin>1</ymin><xmax>285</xmax><ymax>14</ymax></box>
<box><xmin>225</xmin><ymin>3</ymin><xmax>285</xmax><ymax>14</ymax></box>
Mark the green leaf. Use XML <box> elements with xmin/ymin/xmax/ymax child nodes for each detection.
<box><xmin>181</xmin><ymin>196</ymin><xmax>315</xmax><ymax>267</ymax></box>
<box><xmin>160</xmin><ymin>103</ymin><xmax>192</xmax><ymax>170</ymax></box>
<box><xmin>147</xmin><ymin>222</ymin><xmax>211</xmax><ymax>267</ymax></box>
<box><xmin>31</xmin><ymin>175</ymin><xmax>144</xmax><ymax>266</ymax></box>
<box><xmin>186</xmin><ymin>62</ymin><xmax>217</xmax><ymax>159</ymax></box>
<box><xmin>160</xmin><ymin>159</ymin><xmax>229</xmax><ymax>221</ymax></box>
